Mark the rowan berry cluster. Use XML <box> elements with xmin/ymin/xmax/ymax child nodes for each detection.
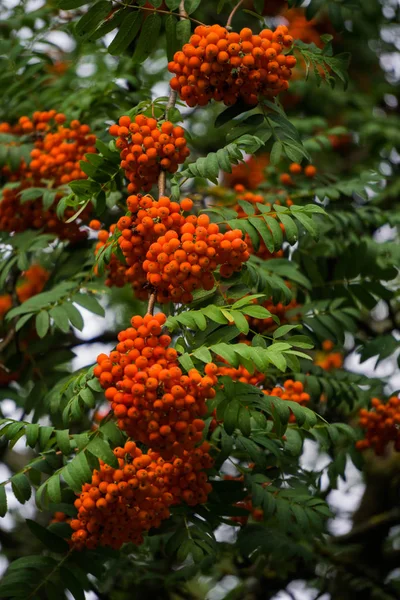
<box><xmin>93</xmin><ymin>312</ymin><xmax>217</xmax><ymax>453</ymax></box>
<box><xmin>280</xmin><ymin>162</ymin><xmax>317</xmax><ymax>186</ymax></box>
<box><xmin>0</xmin><ymin>264</ymin><xmax>49</xmax><ymax>318</ymax></box>
<box><xmin>264</xmin><ymin>379</ymin><xmax>310</xmax><ymax>422</ymax></box>
<box><xmin>315</xmin><ymin>340</ymin><xmax>343</xmax><ymax>371</ymax></box>
<box><xmin>283</xmin><ymin>8</ymin><xmax>323</xmax><ymax>48</ymax></box>
<box><xmin>0</xmin><ymin>111</ymin><xmax>95</xmax><ymax>240</ymax></box>
<box><xmin>246</xmin><ymin>296</ymin><xmax>300</xmax><ymax>333</ymax></box>
<box><xmin>168</xmin><ymin>24</ymin><xmax>296</xmax><ymax>107</ymax></box>
<box><xmin>16</xmin><ymin>264</ymin><xmax>49</xmax><ymax>303</ymax></box>
<box><xmin>68</xmin><ymin>439</ymin><xmax>213</xmax><ymax>550</ymax></box>
<box><xmin>217</xmin><ymin>361</ymin><xmax>265</xmax><ymax>387</ymax></box>
<box><xmin>109</xmin><ymin>115</ymin><xmax>190</xmax><ymax>193</ymax></box>
<box><xmin>356</xmin><ymin>396</ymin><xmax>400</xmax><ymax>455</ymax></box>
<box><xmin>94</xmin><ymin>194</ymin><xmax>250</xmax><ymax>304</ymax></box>
<box><xmin>224</xmin><ymin>154</ymin><xmax>269</xmax><ymax>190</ymax></box>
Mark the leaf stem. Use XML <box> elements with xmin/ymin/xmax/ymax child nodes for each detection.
<box><xmin>226</xmin><ymin>0</ymin><xmax>245</xmax><ymax>28</ymax></box>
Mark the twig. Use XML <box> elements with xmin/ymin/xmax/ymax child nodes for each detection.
<box><xmin>147</xmin><ymin>293</ymin><xmax>156</xmax><ymax>316</ymax></box>
<box><xmin>179</xmin><ymin>0</ymin><xmax>188</xmax><ymax>20</ymax></box>
<box><xmin>226</xmin><ymin>0</ymin><xmax>244</xmax><ymax>28</ymax></box>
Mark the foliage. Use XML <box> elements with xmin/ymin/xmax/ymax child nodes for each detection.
<box><xmin>0</xmin><ymin>0</ymin><xmax>399</xmax><ymax>599</ymax></box>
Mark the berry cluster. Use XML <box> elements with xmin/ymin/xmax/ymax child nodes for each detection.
<box><xmin>315</xmin><ymin>340</ymin><xmax>343</xmax><ymax>371</ymax></box>
<box><xmin>280</xmin><ymin>162</ymin><xmax>317</xmax><ymax>186</ymax></box>
<box><xmin>264</xmin><ymin>379</ymin><xmax>310</xmax><ymax>422</ymax></box>
<box><xmin>216</xmin><ymin>361</ymin><xmax>265</xmax><ymax>387</ymax></box>
<box><xmin>16</xmin><ymin>264</ymin><xmax>49</xmax><ymax>303</ymax></box>
<box><xmin>0</xmin><ymin>111</ymin><xmax>95</xmax><ymax>240</ymax></box>
<box><xmin>356</xmin><ymin>396</ymin><xmax>400</xmax><ymax>455</ymax></box>
<box><xmin>94</xmin><ymin>194</ymin><xmax>250</xmax><ymax>304</ymax></box>
<box><xmin>93</xmin><ymin>313</ymin><xmax>217</xmax><ymax>453</ymax></box>
<box><xmin>168</xmin><ymin>24</ymin><xmax>296</xmax><ymax>107</ymax></box>
<box><xmin>109</xmin><ymin>115</ymin><xmax>190</xmax><ymax>193</ymax></box>
<box><xmin>0</xmin><ymin>264</ymin><xmax>49</xmax><ymax>318</ymax></box>
<box><xmin>224</xmin><ymin>154</ymin><xmax>269</xmax><ymax>190</ymax></box>
<box><xmin>246</xmin><ymin>296</ymin><xmax>300</xmax><ymax>333</ymax></box>
<box><xmin>68</xmin><ymin>439</ymin><xmax>213</xmax><ymax>550</ymax></box>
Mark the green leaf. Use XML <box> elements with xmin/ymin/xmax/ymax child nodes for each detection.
<box><xmin>224</xmin><ymin>399</ymin><xmax>240</xmax><ymax>435</ymax></box>
<box><xmin>263</xmin><ymin>216</ymin><xmax>283</xmax><ymax>249</ymax></box>
<box><xmin>47</xmin><ymin>475</ymin><xmax>62</xmax><ymax>503</ymax></box>
<box><xmin>11</xmin><ymin>474</ymin><xmax>32</xmax><ymax>504</ymax></box>
<box><xmin>73</xmin><ymin>293</ymin><xmax>105</xmax><ymax>316</ymax></box>
<box><xmin>193</xmin><ymin>347</ymin><xmax>213</xmax><ymax>363</ymax></box>
<box><xmin>75</xmin><ymin>1</ymin><xmax>113</xmax><ymax>41</ymax></box>
<box><xmin>291</xmin><ymin>210</ymin><xmax>319</xmax><ymax>239</ymax></box>
<box><xmin>277</xmin><ymin>213</ymin><xmax>298</xmax><ymax>244</ymax></box>
<box><xmin>36</xmin><ymin>311</ymin><xmax>50</xmax><ymax>338</ymax></box>
<box><xmin>63</xmin><ymin>302</ymin><xmax>84</xmax><ymax>331</ymax></box>
<box><xmin>56</xmin><ymin>430</ymin><xmax>72</xmax><ymax>455</ymax></box>
<box><xmin>26</xmin><ymin>424</ymin><xmax>39</xmax><ymax>448</ymax></box>
<box><xmin>108</xmin><ymin>10</ymin><xmax>143</xmax><ymax>55</ymax></box>
<box><xmin>132</xmin><ymin>12</ymin><xmax>162</xmax><ymax>64</ymax></box>
<box><xmin>26</xmin><ymin>519</ymin><xmax>69</xmax><ymax>553</ymax></box>
<box><xmin>176</xmin><ymin>18</ymin><xmax>191</xmax><ymax>46</ymax></box>
<box><xmin>15</xmin><ymin>313</ymin><xmax>34</xmax><ymax>332</ymax></box>
<box><xmin>165</xmin><ymin>0</ymin><xmax>180</xmax><ymax>8</ymax></box>
<box><xmin>248</xmin><ymin>217</ymin><xmax>275</xmax><ymax>253</ymax></box>
<box><xmin>0</xmin><ymin>485</ymin><xmax>7</xmax><ymax>517</ymax></box>
<box><xmin>165</xmin><ymin>14</ymin><xmax>179</xmax><ymax>61</ymax></box>
<box><xmin>50</xmin><ymin>306</ymin><xmax>70</xmax><ymax>333</ymax></box>
<box><xmin>87</xmin><ymin>437</ymin><xmax>119</xmax><ymax>468</ymax></box>
<box><xmin>60</xmin><ymin>567</ymin><xmax>85</xmax><ymax>600</ymax></box>
<box><xmin>270</xmin><ymin>141</ymin><xmax>283</xmax><ymax>165</ymax></box>
<box><xmin>184</xmin><ymin>0</ymin><xmax>201</xmax><ymax>13</ymax></box>
<box><xmin>238</xmin><ymin>406</ymin><xmax>251</xmax><ymax>437</ymax></box>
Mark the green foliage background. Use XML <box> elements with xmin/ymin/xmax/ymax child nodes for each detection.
<box><xmin>0</xmin><ymin>0</ymin><xmax>399</xmax><ymax>599</ymax></box>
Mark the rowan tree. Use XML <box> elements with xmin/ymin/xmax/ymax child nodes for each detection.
<box><xmin>0</xmin><ymin>1</ymin><xmax>399</xmax><ymax>599</ymax></box>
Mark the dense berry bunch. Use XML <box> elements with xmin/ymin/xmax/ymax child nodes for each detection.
<box><xmin>283</xmin><ymin>8</ymin><xmax>323</xmax><ymax>47</ymax></box>
<box><xmin>68</xmin><ymin>439</ymin><xmax>213</xmax><ymax>550</ymax></box>
<box><xmin>0</xmin><ymin>111</ymin><xmax>95</xmax><ymax>239</ymax></box>
<box><xmin>70</xmin><ymin>441</ymin><xmax>173</xmax><ymax>550</ymax></box>
<box><xmin>0</xmin><ymin>264</ymin><xmax>49</xmax><ymax>318</ymax></box>
<box><xmin>224</xmin><ymin>154</ymin><xmax>269</xmax><ymax>190</ymax></box>
<box><xmin>109</xmin><ymin>115</ymin><xmax>190</xmax><ymax>193</ymax></box>
<box><xmin>16</xmin><ymin>264</ymin><xmax>49</xmax><ymax>303</ymax></box>
<box><xmin>216</xmin><ymin>361</ymin><xmax>265</xmax><ymax>387</ymax></box>
<box><xmin>264</xmin><ymin>379</ymin><xmax>310</xmax><ymax>422</ymax></box>
<box><xmin>246</xmin><ymin>296</ymin><xmax>299</xmax><ymax>333</ymax></box>
<box><xmin>94</xmin><ymin>195</ymin><xmax>250</xmax><ymax>304</ymax></box>
<box><xmin>93</xmin><ymin>313</ymin><xmax>217</xmax><ymax>452</ymax></box>
<box><xmin>356</xmin><ymin>397</ymin><xmax>400</xmax><ymax>455</ymax></box>
<box><xmin>168</xmin><ymin>24</ymin><xmax>296</xmax><ymax>107</ymax></box>
<box><xmin>29</xmin><ymin>117</ymin><xmax>96</xmax><ymax>186</ymax></box>
<box><xmin>315</xmin><ymin>340</ymin><xmax>343</xmax><ymax>371</ymax></box>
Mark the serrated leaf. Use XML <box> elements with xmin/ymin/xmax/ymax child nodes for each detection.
<box><xmin>108</xmin><ymin>10</ymin><xmax>142</xmax><ymax>55</ymax></box>
<box><xmin>50</xmin><ymin>306</ymin><xmax>70</xmax><ymax>333</ymax></box>
<box><xmin>132</xmin><ymin>12</ymin><xmax>162</xmax><ymax>64</ymax></box>
<box><xmin>75</xmin><ymin>1</ymin><xmax>112</xmax><ymax>41</ymax></box>
<box><xmin>63</xmin><ymin>302</ymin><xmax>84</xmax><ymax>331</ymax></box>
<box><xmin>36</xmin><ymin>311</ymin><xmax>50</xmax><ymax>338</ymax></box>
<box><xmin>11</xmin><ymin>474</ymin><xmax>32</xmax><ymax>504</ymax></box>
<box><xmin>72</xmin><ymin>293</ymin><xmax>105</xmax><ymax>316</ymax></box>
<box><xmin>88</xmin><ymin>436</ymin><xmax>119</xmax><ymax>468</ymax></box>
<box><xmin>26</xmin><ymin>519</ymin><xmax>69</xmax><ymax>553</ymax></box>
<box><xmin>0</xmin><ymin>485</ymin><xmax>7</xmax><ymax>517</ymax></box>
